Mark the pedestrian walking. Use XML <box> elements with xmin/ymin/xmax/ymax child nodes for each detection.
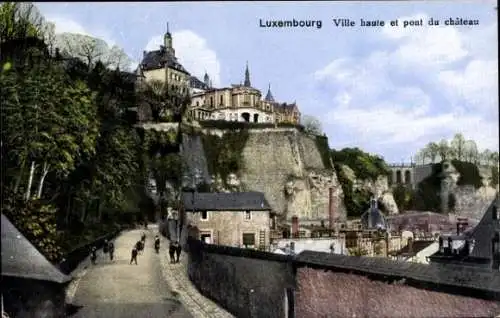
<box><xmin>90</xmin><ymin>246</ymin><xmax>97</xmax><ymax>265</ymax></box>
<box><xmin>154</xmin><ymin>235</ymin><xmax>160</xmax><ymax>254</ymax></box>
<box><xmin>174</xmin><ymin>241</ymin><xmax>182</xmax><ymax>263</ymax></box>
<box><xmin>103</xmin><ymin>239</ymin><xmax>109</xmax><ymax>254</ymax></box>
<box><xmin>108</xmin><ymin>241</ymin><xmax>115</xmax><ymax>261</ymax></box>
<box><xmin>130</xmin><ymin>247</ymin><xmax>138</xmax><ymax>265</ymax></box>
<box><xmin>141</xmin><ymin>232</ymin><xmax>146</xmax><ymax>243</ymax></box>
<box><xmin>168</xmin><ymin>241</ymin><xmax>176</xmax><ymax>263</ymax></box>
<box><xmin>136</xmin><ymin>240</ymin><xmax>143</xmax><ymax>254</ymax></box>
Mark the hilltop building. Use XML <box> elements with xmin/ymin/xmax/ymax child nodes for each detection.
<box><xmin>188</xmin><ymin>63</ymin><xmax>301</xmax><ymax>124</ymax></box>
<box><xmin>135</xmin><ymin>24</ymin><xmax>191</xmax><ymax>95</ymax></box>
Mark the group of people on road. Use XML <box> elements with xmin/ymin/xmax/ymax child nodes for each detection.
<box><xmin>90</xmin><ymin>239</ymin><xmax>115</xmax><ymax>265</ymax></box>
<box><xmin>89</xmin><ymin>230</ymin><xmax>182</xmax><ymax>266</ymax></box>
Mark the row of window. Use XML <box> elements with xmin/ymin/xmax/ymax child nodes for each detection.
<box><xmin>199</xmin><ymin>210</ymin><xmax>252</xmax><ymax>221</ymax></box>
<box><xmin>192</xmin><ymin>98</ymin><xmax>273</xmax><ymax>112</ymax></box>
<box><xmin>200</xmin><ymin>232</ymin><xmax>256</xmax><ymax>246</ymax></box>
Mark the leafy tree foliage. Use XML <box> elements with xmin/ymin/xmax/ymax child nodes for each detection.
<box><xmin>330</xmin><ymin>148</ymin><xmax>390</xmax><ymax>217</ymax></box>
<box><xmin>331</xmin><ymin>147</ymin><xmax>390</xmax><ymax>181</ymax></box>
<box><xmin>1</xmin><ymin>2</ymin><xmax>145</xmax><ymax>259</ymax></box>
<box><xmin>301</xmin><ymin>114</ymin><xmax>323</xmax><ymax>135</ymax></box>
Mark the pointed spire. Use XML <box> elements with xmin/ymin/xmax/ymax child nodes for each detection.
<box><xmin>265</xmin><ymin>82</ymin><xmax>275</xmax><ymax>102</ymax></box>
<box><xmin>203</xmin><ymin>70</ymin><xmax>210</xmax><ymax>87</ymax></box>
<box><xmin>167</xmin><ymin>22</ymin><xmax>170</xmax><ymax>35</ymax></box>
<box><xmin>244</xmin><ymin>61</ymin><xmax>251</xmax><ymax>87</ymax></box>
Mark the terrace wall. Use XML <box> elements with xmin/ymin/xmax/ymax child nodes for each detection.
<box><xmin>187</xmin><ymin>239</ymin><xmax>500</xmax><ymax>318</ymax></box>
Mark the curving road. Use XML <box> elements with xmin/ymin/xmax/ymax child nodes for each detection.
<box><xmin>68</xmin><ymin>228</ymin><xmax>192</xmax><ymax>318</ymax></box>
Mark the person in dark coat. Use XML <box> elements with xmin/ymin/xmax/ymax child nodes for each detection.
<box><xmin>174</xmin><ymin>241</ymin><xmax>182</xmax><ymax>263</ymax></box>
<box><xmin>108</xmin><ymin>241</ymin><xmax>115</xmax><ymax>261</ymax></box>
<box><xmin>103</xmin><ymin>239</ymin><xmax>109</xmax><ymax>254</ymax></box>
<box><xmin>130</xmin><ymin>247</ymin><xmax>138</xmax><ymax>265</ymax></box>
<box><xmin>90</xmin><ymin>246</ymin><xmax>97</xmax><ymax>265</ymax></box>
<box><xmin>168</xmin><ymin>241</ymin><xmax>176</xmax><ymax>263</ymax></box>
<box><xmin>154</xmin><ymin>235</ymin><xmax>160</xmax><ymax>253</ymax></box>
<box><xmin>136</xmin><ymin>240</ymin><xmax>143</xmax><ymax>254</ymax></box>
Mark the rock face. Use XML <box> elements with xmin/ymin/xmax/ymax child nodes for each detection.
<box><xmin>343</xmin><ymin>165</ymin><xmax>399</xmax><ymax>215</ymax></box>
<box><xmin>180</xmin><ymin>127</ymin><xmax>399</xmax><ymax>221</ymax></box>
<box><xmin>239</xmin><ymin>129</ymin><xmax>347</xmax><ymax>221</ymax></box>
<box><xmin>443</xmin><ymin>161</ymin><xmax>498</xmax><ymax>220</ymax></box>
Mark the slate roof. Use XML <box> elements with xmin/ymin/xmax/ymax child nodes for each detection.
<box><xmin>1</xmin><ymin>214</ymin><xmax>72</xmax><ymax>284</ymax></box>
<box><xmin>181</xmin><ymin>192</ymin><xmax>272</xmax><ymax>211</ymax></box>
<box><xmin>295</xmin><ymin>250</ymin><xmax>500</xmax><ymax>295</ymax></box>
<box><xmin>140</xmin><ymin>48</ymin><xmax>189</xmax><ymax>75</ymax></box>
<box><xmin>466</xmin><ymin>195</ymin><xmax>499</xmax><ymax>259</ymax></box>
<box><xmin>190</xmin><ymin>76</ymin><xmax>209</xmax><ymax>90</ymax></box>
<box><xmin>429</xmin><ymin>195</ymin><xmax>499</xmax><ymax>265</ymax></box>
<box><xmin>265</xmin><ymin>84</ymin><xmax>275</xmax><ymax>102</ymax></box>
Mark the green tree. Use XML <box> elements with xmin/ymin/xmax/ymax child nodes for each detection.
<box><xmin>450</xmin><ymin>133</ymin><xmax>466</xmax><ymax>161</ymax></box>
<box><xmin>0</xmin><ymin>2</ymin><xmax>44</xmax><ymax>43</ymax></box>
<box><xmin>424</xmin><ymin>142</ymin><xmax>439</xmax><ymax>163</ymax></box>
<box><xmin>301</xmin><ymin>114</ymin><xmax>323</xmax><ymax>135</ymax></box>
<box><xmin>138</xmin><ymin>79</ymin><xmax>191</xmax><ymax>122</ymax></box>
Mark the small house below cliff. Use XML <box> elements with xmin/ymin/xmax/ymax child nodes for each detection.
<box><xmin>180</xmin><ymin>191</ymin><xmax>276</xmax><ymax>250</ymax></box>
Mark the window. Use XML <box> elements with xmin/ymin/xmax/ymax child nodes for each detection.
<box><xmin>244</xmin><ymin>210</ymin><xmax>251</xmax><ymax>220</ymax></box>
<box><xmin>200</xmin><ymin>211</ymin><xmax>209</xmax><ymax>221</ymax></box>
<box><xmin>242</xmin><ymin>233</ymin><xmax>255</xmax><ymax>247</ymax></box>
<box><xmin>220</xmin><ymin>95</ymin><xmax>223</xmax><ymax>105</ymax></box>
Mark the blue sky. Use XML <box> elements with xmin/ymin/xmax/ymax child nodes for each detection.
<box><xmin>35</xmin><ymin>1</ymin><xmax>498</xmax><ymax>163</ymax></box>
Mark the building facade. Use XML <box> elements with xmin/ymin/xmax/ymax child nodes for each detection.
<box><xmin>181</xmin><ymin>192</ymin><xmax>275</xmax><ymax>249</ymax></box>
<box><xmin>188</xmin><ymin>63</ymin><xmax>301</xmax><ymax>124</ymax></box>
<box><xmin>136</xmin><ymin>24</ymin><xmax>190</xmax><ymax>95</ymax></box>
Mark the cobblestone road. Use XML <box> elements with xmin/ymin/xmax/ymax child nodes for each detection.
<box><xmin>67</xmin><ymin>228</ymin><xmax>192</xmax><ymax>318</ymax></box>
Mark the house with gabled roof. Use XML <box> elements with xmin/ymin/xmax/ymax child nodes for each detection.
<box><xmin>1</xmin><ymin>214</ymin><xmax>72</xmax><ymax>318</ymax></box>
<box><xmin>180</xmin><ymin>191</ymin><xmax>276</xmax><ymax>250</ymax></box>
<box><xmin>429</xmin><ymin>194</ymin><xmax>500</xmax><ymax>269</ymax></box>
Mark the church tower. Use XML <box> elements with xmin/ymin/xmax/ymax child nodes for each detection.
<box><xmin>244</xmin><ymin>61</ymin><xmax>251</xmax><ymax>87</ymax></box>
<box><xmin>164</xmin><ymin>23</ymin><xmax>175</xmax><ymax>56</ymax></box>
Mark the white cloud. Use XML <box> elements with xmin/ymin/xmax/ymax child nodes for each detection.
<box><xmin>144</xmin><ymin>30</ymin><xmax>221</xmax><ymax>87</ymax></box>
<box><xmin>314</xmin><ymin>13</ymin><xmax>498</xmax><ymax>161</ymax></box>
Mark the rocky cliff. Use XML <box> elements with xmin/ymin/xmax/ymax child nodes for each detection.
<box><xmin>341</xmin><ymin>165</ymin><xmax>399</xmax><ymax>215</ymax></box>
<box><xmin>440</xmin><ymin>160</ymin><xmax>498</xmax><ymax>220</ymax></box>
<box><xmin>180</xmin><ymin>126</ymin><xmax>400</xmax><ymax>222</ymax></box>
<box><xmin>239</xmin><ymin>129</ymin><xmax>346</xmax><ymax>221</ymax></box>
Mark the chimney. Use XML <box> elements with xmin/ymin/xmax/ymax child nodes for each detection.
<box><xmin>291</xmin><ymin>216</ymin><xmax>299</xmax><ymax>238</ymax></box>
<box><xmin>143</xmin><ymin>50</ymin><xmax>147</xmax><ymax>57</ymax></box>
<box><xmin>329</xmin><ymin>187</ymin><xmax>336</xmax><ymax>229</ymax></box>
